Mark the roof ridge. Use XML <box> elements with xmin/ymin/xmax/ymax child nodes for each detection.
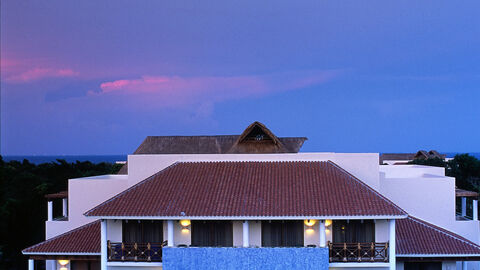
<box><xmin>22</xmin><ymin>220</ymin><xmax>100</xmax><ymax>253</ymax></box>
<box><xmin>84</xmin><ymin>162</ymin><xmax>181</xmax><ymax>216</ymax></box>
<box><xmin>327</xmin><ymin>160</ymin><xmax>407</xmax><ymax>216</ymax></box>
<box><xmin>407</xmin><ymin>215</ymin><xmax>480</xmax><ymax>250</ymax></box>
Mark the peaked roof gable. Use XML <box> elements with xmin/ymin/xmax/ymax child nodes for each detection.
<box><xmin>87</xmin><ymin>161</ymin><xmax>406</xmax><ymax>218</ymax></box>
<box><xmin>228</xmin><ymin>122</ymin><xmax>289</xmax><ymax>153</ymax></box>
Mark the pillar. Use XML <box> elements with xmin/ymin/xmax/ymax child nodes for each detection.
<box><xmin>101</xmin><ymin>220</ymin><xmax>107</xmax><ymax>270</ymax></box>
<box><xmin>462</xmin><ymin>261</ymin><xmax>467</xmax><ymax>270</ymax></box>
<box><xmin>167</xmin><ymin>220</ymin><xmax>174</xmax><ymax>247</ymax></box>
<box><xmin>473</xmin><ymin>200</ymin><xmax>478</xmax><ymax>220</ymax></box>
<box><xmin>319</xmin><ymin>220</ymin><xmax>326</xmax><ymax>248</ymax></box>
<box><xmin>47</xmin><ymin>201</ymin><xmax>53</xmax><ymax>221</ymax></box>
<box><xmin>389</xmin><ymin>220</ymin><xmax>396</xmax><ymax>270</ymax></box>
<box><xmin>243</xmin><ymin>221</ymin><xmax>249</xmax><ymax>247</ymax></box>
<box><xmin>62</xmin><ymin>198</ymin><xmax>68</xmax><ymax>217</ymax></box>
<box><xmin>462</xmin><ymin>197</ymin><xmax>467</xmax><ymax>217</ymax></box>
<box><xmin>28</xmin><ymin>259</ymin><xmax>34</xmax><ymax>270</ymax></box>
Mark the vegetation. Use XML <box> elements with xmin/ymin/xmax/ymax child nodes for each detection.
<box><xmin>0</xmin><ymin>156</ymin><xmax>122</xmax><ymax>270</ymax></box>
<box><xmin>409</xmin><ymin>154</ymin><xmax>480</xmax><ymax>191</ymax></box>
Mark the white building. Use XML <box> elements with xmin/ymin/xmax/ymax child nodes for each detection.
<box><xmin>23</xmin><ymin>122</ymin><xmax>480</xmax><ymax>270</ymax></box>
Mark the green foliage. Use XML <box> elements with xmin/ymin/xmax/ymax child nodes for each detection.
<box><xmin>409</xmin><ymin>154</ymin><xmax>480</xmax><ymax>191</ymax></box>
<box><xmin>0</xmin><ymin>156</ymin><xmax>121</xmax><ymax>270</ymax></box>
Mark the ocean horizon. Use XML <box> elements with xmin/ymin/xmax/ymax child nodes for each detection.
<box><xmin>2</xmin><ymin>152</ymin><xmax>480</xmax><ymax>164</ymax></box>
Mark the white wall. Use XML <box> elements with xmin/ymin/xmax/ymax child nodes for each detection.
<box><xmin>127</xmin><ymin>153</ymin><xmax>380</xmax><ymax>190</ymax></box>
<box><xmin>46</xmin><ymin>175</ymin><xmax>129</xmax><ymax>239</ymax></box>
<box><xmin>249</xmin><ymin>221</ymin><xmax>262</xmax><ymax>247</ymax></box>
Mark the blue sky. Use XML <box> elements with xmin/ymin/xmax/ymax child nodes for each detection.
<box><xmin>1</xmin><ymin>0</ymin><xmax>479</xmax><ymax>155</ymax></box>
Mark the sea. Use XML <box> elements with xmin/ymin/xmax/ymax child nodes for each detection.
<box><xmin>2</xmin><ymin>153</ymin><xmax>480</xmax><ymax>164</ymax></box>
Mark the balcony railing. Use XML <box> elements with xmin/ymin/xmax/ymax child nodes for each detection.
<box><xmin>107</xmin><ymin>241</ymin><xmax>167</xmax><ymax>262</ymax></box>
<box><xmin>328</xmin><ymin>242</ymin><xmax>389</xmax><ymax>262</ymax></box>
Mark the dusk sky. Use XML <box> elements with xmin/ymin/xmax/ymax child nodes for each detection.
<box><xmin>1</xmin><ymin>1</ymin><xmax>479</xmax><ymax>155</ymax></box>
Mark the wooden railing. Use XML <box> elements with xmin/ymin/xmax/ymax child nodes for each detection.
<box><xmin>107</xmin><ymin>241</ymin><xmax>167</xmax><ymax>262</ymax></box>
<box><xmin>328</xmin><ymin>242</ymin><xmax>389</xmax><ymax>262</ymax></box>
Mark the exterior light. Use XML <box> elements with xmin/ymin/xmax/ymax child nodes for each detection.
<box><xmin>180</xmin><ymin>219</ymin><xmax>191</xmax><ymax>227</ymax></box>
<box><xmin>58</xmin><ymin>260</ymin><xmax>69</xmax><ymax>266</ymax></box>
<box><xmin>60</xmin><ymin>268</ymin><xmax>67</xmax><ymax>270</ymax></box>
<box><xmin>181</xmin><ymin>228</ymin><xmax>190</xmax><ymax>234</ymax></box>
<box><xmin>325</xmin><ymin>219</ymin><xmax>332</xmax><ymax>227</ymax></box>
<box><xmin>306</xmin><ymin>228</ymin><xmax>315</xmax><ymax>234</ymax></box>
<box><xmin>304</xmin><ymin>219</ymin><xmax>316</xmax><ymax>227</ymax></box>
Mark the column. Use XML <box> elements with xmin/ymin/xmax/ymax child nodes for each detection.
<box><xmin>28</xmin><ymin>259</ymin><xmax>34</xmax><ymax>270</ymax></box>
<box><xmin>462</xmin><ymin>197</ymin><xmax>467</xmax><ymax>217</ymax></box>
<box><xmin>62</xmin><ymin>198</ymin><xmax>68</xmax><ymax>217</ymax></box>
<box><xmin>101</xmin><ymin>220</ymin><xmax>107</xmax><ymax>270</ymax></box>
<box><xmin>462</xmin><ymin>261</ymin><xmax>467</xmax><ymax>270</ymax></box>
<box><xmin>243</xmin><ymin>221</ymin><xmax>249</xmax><ymax>247</ymax></box>
<box><xmin>47</xmin><ymin>201</ymin><xmax>53</xmax><ymax>221</ymax></box>
<box><xmin>167</xmin><ymin>220</ymin><xmax>174</xmax><ymax>247</ymax></box>
<box><xmin>389</xmin><ymin>220</ymin><xmax>396</xmax><ymax>270</ymax></box>
<box><xmin>319</xmin><ymin>220</ymin><xmax>326</xmax><ymax>248</ymax></box>
<box><xmin>473</xmin><ymin>200</ymin><xmax>478</xmax><ymax>220</ymax></box>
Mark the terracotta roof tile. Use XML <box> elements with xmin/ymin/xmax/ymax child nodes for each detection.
<box><xmin>23</xmin><ymin>221</ymin><xmax>100</xmax><ymax>254</ymax></box>
<box><xmin>396</xmin><ymin>216</ymin><xmax>480</xmax><ymax>255</ymax></box>
<box><xmin>86</xmin><ymin>161</ymin><xmax>406</xmax><ymax>218</ymax></box>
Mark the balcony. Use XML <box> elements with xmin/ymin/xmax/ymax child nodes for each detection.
<box><xmin>107</xmin><ymin>241</ymin><xmax>167</xmax><ymax>262</ymax></box>
<box><xmin>328</xmin><ymin>242</ymin><xmax>389</xmax><ymax>262</ymax></box>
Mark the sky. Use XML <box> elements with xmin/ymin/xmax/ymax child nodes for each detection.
<box><xmin>1</xmin><ymin>0</ymin><xmax>480</xmax><ymax>155</ymax></box>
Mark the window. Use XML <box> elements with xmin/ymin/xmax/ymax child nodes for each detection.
<box><xmin>261</xmin><ymin>221</ymin><xmax>304</xmax><ymax>247</ymax></box>
<box><xmin>191</xmin><ymin>221</ymin><xmax>233</xmax><ymax>247</ymax></box>
<box><xmin>332</xmin><ymin>220</ymin><xmax>375</xmax><ymax>243</ymax></box>
<box><xmin>122</xmin><ymin>220</ymin><xmax>163</xmax><ymax>243</ymax></box>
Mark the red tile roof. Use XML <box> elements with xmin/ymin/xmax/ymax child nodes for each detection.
<box><xmin>396</xmin><ymin>216</ymin><xmax>480</xmax><ymax>255</ymax></box>
<box><xmin>23</xmin><ymin>221</ymin><xmax>100</xmax><ymax>255</ymax></box>
<box><xmin>85</xmin><ymin>161</ymin><xmax>406</xmax><ymax>218</ymax></box>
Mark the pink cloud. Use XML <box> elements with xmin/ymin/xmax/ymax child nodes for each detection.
<box><xmin>5</xmin><ymin>67</ymin><xmax>79</xmax><ymax>83</ymax></box>
<box><xmin>96</xmin><ymin>70</ymin><xmax>341</xmax><ymax>107</ymax></box>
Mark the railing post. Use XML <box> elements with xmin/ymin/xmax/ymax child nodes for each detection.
<box><xmin>357</xmin><ymin>243</ymin><xmax>361</xmax><ymax>262</ymax></box>
<box><xmin>343</xmin><ymin>242</ymin><xmax>347</xmax><ymax>262</ymax></box>
<box><xmin>370</xmin><ymin>242</ymin><xmax>374</xmax><ymax>261</ymax></box>
<box><xmin>389</xmin><ymin>219</ymin><xmax>396</xmax><ymax>269</ymax></box>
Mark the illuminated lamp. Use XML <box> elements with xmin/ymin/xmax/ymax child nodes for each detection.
<box><xmin>58</xmin><ymin>260</ymin><xmax>69</xmax><ymax>266</ymax></box>
<box><xmin>325</xmin><ymin>219</ymin><xmax>332</xmax><ymax>227</ymax></box>
<box><xmin>304</xmin><ymin>219</ymin><xmax>316</xmax><ymax>227</ymax></box>
<box><xmin>180</xmin><ymin>220</ymin><xmax>191</xmax><ymax>227</ymax></box>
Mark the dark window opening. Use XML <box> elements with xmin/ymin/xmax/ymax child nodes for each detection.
<box><xmin>191</xmin><ymin>221</ymin><xmax>233</xmax><ymax>247</ymax></box>
<box><xmin>243</xmin><ymin>125</ymin><xmax>273</xmax><ymax>142</ymax></box>
<box><xmin>332</xmin><ymin>220</ymin><xmax>375</xmax><ymax>243</ymax></box>
<box><xmin>405</xmin><ymin>262</ymin><xmax>442</xmax><ymax>270</ymax></box>
<box><xmin>122</xmin><ymin>220</ymin><xmax>163</xmax><ymax>243</ymax></box>
<box><xmin>261</xmin><ymin>220</ymin><xmax>304</xmax><ymax>247</ymax></box>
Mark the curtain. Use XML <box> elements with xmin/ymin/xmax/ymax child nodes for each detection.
<box><xmin>122</xmin><ymin>220</ymin><xmax>163</xmax><ymax>243</ymax></box>
<box><xmin>191</xmin><ymin>221</ymin><xmax>233</xmax><ymax>247</ymax></box>
<box><xmin>332</xmin><ymin>220</ymin><xmax>375</xmax><ymax>243</ymax></box>
<box><xmin>261</xmin><ymin>221</ymin><xmax>304</xmax><ymax>247</ymax></box>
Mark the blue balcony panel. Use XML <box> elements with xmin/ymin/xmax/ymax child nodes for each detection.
<box><xmin>162</xmin><ymin>247</ymin><xmax>329</xmax><ymax>270</ymax></box>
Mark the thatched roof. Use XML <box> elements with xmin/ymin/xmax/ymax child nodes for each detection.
<box><xmin>117</xmin><ymin>122</ymin><xmax>307</xmax><ymax>174</ymax></box>
<box><xmin>380</xmin><ymin>150</ymin><xmax>446</xmax><ymax>164</ymax></box>
<box><xmin>456</xmin><ymin>188</ymin><xmax>479</xmax><ymax>198</ymax></box>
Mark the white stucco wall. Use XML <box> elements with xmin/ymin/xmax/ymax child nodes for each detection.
<box><xmin>46</xmin><ymin>175</ymin><xmax>129</xmax><ymax>239</ymax></box>
<box><xmin>127</xmin><ymin>153</ymin><xmax>380</xmax><ymax>190</ymax></box>
<box><xmin>249</xmin><ymin>221</ymin><xmax>262</xmax><ymax>247</ymax></box>
<box><xmin>375</xmin><ymin>220</ymin><xmax>390</xmax><ymax>243</ymax></box>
